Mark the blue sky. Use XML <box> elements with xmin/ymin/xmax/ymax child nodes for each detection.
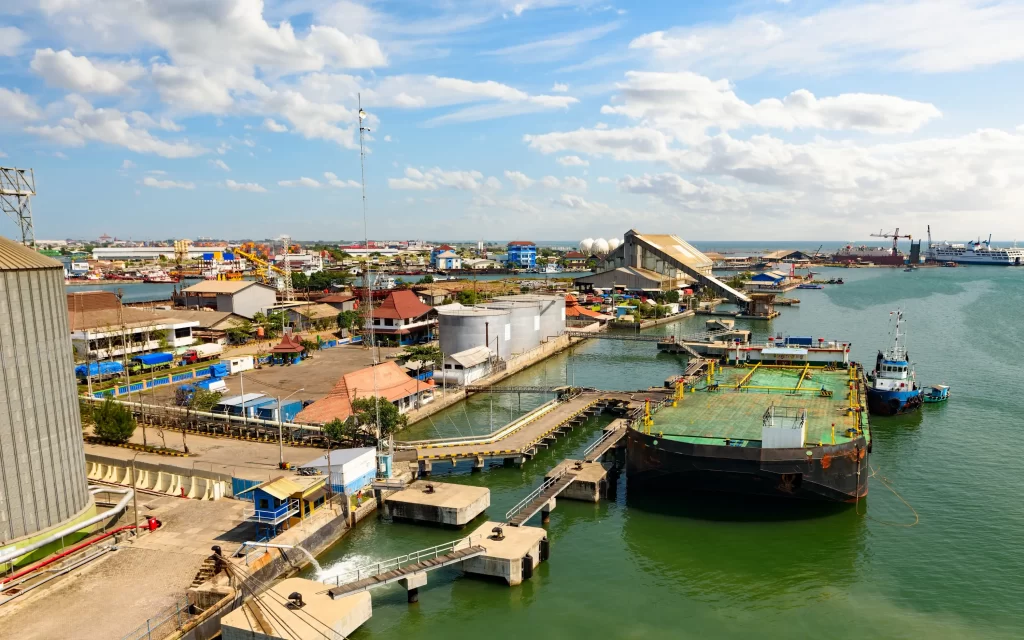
<box><xmin>2</xmin><ymin>0</ymin><xmax>1024</xmax><ymax>242</ymax></box>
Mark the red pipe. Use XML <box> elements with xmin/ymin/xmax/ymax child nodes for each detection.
<box><xmin>2</xmin><ymin>518</ymin><xmax>161</xmax><ymax>585</ymax></box>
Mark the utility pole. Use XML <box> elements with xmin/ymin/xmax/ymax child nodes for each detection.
<box><xmin>131</xmin><ymin>453</ymin><xmax>141</xmax><ymax>533</ymax></box>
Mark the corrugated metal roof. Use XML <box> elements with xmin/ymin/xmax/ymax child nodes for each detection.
<box><xmin>182</xmin><ymin>280</ymin><xmax>263</xmax><ymax>294</ymax></box>
<box><xmin>0</xmin><ymin>236</ymin><xmax>63</xmax><ymax>271</ymax></box>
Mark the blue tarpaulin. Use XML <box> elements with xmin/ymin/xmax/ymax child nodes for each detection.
<box><xmin>202</xmin><ymin>252</ymin><xmax>214</xmax><ymax>261</ymax></box>
<box><xmin>132</xmin><ymin>352</ymin><xmax>174</xmax><ymax>366</ymax></box>
<box><xmin>74</xmin><ymin>361</ymin><xmax>124</xmax><ymax>377</ymax></box>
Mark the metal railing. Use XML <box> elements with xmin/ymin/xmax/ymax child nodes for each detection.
<box><xmin>505</xmin><ymin>468</ymin><xmax>570</xmax><ymax>522</ymax></box>
<box><xmin>242</xmin><ymin>499</ymin><xmax>300</xmax><ymax>525</ymax></box>
<box><xmin>582</xmin><ymin>426</ymin><xmax>625</xmax><ymax>461</ymax></box>
<box><xmin>325</xmin><ymin>537</ymin><xmax>479</xmax><ymax>586</ymax></box>
<box><xmin>120</xmin><ymin>596</ymin><xmax>195</xmax><ymax>640</ymax></box>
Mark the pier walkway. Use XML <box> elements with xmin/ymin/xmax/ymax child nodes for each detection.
<box><xmin>400</xmin><ymin>389</ymin><xmax>672</xmax><ymax>472</ymax></box>
<box><xmin>326</xmin><ymin>540</ymin><xmax>486</xmax><ymax>597</ymax></box>
<box><xmin>507</xmin><ymin>469</ymin><xmax>578</xmax><ymax>526</ymax></box>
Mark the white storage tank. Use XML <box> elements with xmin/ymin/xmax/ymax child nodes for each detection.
<box><xmin>0</xmin><ymin>236</ymin><xmax>91</xmax><ymax>542</ymax></box>
<box><xmin>493</xmin><ymin>294</ymin><xmax>565</xmax><ymax>342</ymax></box>
<box><xmin>482</xmin><ymin>300</ymin><xmax>542</xmax><ymax>355</ymax></box>
<box><xmin>438</xmin><ymin>306</ymin><xmax>512</xmax><ymax>360</ymax></box>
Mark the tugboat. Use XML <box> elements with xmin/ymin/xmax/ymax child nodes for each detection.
<box><xmin>866</xmin><ymin>310</ymin><xmax>923</xmax><ymax>416</ymax></box>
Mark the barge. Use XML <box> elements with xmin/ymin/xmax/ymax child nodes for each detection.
<box><xmin>627</xmin><ymin>362</ymin><xmax>870</xmax><ymax>503</ymax></box>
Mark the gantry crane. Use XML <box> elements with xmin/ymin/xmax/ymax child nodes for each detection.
<box><xmin>870</xmin><ymin>228</ymin><xmax>913</xmax><ymax>256</ymax></box>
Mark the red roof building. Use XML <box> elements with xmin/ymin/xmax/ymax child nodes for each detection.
<box><xmin>295</xmin><ymin>361</ymin><xmax>434</xmax><ymax>424</ymax></box>
<box><xmin>564</xmin><ymin>294</ymin><xmax>611</xmax><ymax>322</ymax></box>
<box><xmin>367</xmin><ymin>290</ymin><xmax>436</xmax><ymax>346</ymax></box>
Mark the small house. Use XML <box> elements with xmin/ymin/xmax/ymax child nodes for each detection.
<box><xmin>254</xmin><ymin>400</ymin><xmax>303</xmax><ymax>423</ymax></box>
<box><xmin>270</xmin><ymin>334</ymin><xmax>305</xmax><ymax>364</ymax></box>
<box><xmin>435</xmin><ymin>250</ymin><xmax>462</xmax><ymax>270</ymax></box>
<box><xmin>240</xmin><ymin>476</ymin><xmax>329</xmax><ymax>534</ymax></box>
<box><xmin>299</xmin><ymin>448</ymin><xmax>376</xmax><ymax>495</ymax></box>
<box><xmin>368</xmin><ymin>290</ymin><xmax>437</xmax><ymax>346</ymax></box>
<box><xmin>438</xmin><ymin>346</ymin><xmax>492</xmax><ymax>386</ymax></box>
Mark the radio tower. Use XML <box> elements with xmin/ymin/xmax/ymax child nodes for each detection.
<box><xmin>0</xmin><ymin>167</ymin><xmax>36</xmax><ymax>245</ymax></box>
<box><xmin>279</xmin><ymin>234</ymin><xmax>295</xmax><ymax>302</ymax></box>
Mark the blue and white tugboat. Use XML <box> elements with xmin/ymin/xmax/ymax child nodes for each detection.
<box><xmin>867</xmin><ymin>310</ymin><xmax>923</xmax><ymax>416</ymax></box>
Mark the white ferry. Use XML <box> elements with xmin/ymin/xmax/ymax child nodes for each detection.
<box><xmin>927</xmin><ymin>229</ymin><xmax>1023</xmax><ymax>265</ymax></box>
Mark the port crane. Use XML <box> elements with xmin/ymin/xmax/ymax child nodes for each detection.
<box><xmin>870</xmin><ymin>228</ymin><xmax>913</xmax><ymax>257</ymax></box>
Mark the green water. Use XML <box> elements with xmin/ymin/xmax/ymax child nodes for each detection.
<box><xmin>307</xmin><ymin>266</ymin><xmax>1024</xmax><ymax>639</ymax></box>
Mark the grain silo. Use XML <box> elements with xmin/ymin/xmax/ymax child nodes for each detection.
<box><xmin>493</xmin><ymin>294</ymin><xmax>565</xmax><ymax>342</ymax></box>
<box><xmin>482</xmin><ymin>300</ymin><xmax>542</xmax><ymax>355</ymax></box>
<box><xmin>0</xmin><ymin>236</ymin><xmax>91</xmax><ymax>544</ymax></box>
<box><xmin>438</xmin><ymin>306</ymin><xmax>512</xmax><ymax>360</ymax></box>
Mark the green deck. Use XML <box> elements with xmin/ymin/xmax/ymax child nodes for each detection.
<box><xmin>654</xmin><ymin>365</ymin><xmax>867</xmax><ymax>448</ymax></box>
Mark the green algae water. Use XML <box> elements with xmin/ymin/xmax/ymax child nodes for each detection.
<box><xmin>307</xmin><ymin>266</ymin><xmax>1024</xmax><ymax>639</ymax></box>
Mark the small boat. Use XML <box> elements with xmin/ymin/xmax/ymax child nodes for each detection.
<box><xmin>923</xmin><ymin>385</ymin><xmax>950</xmax><ymax>403</ymax></box>
<box><xmin>866</xmin><ymin>310</ymin><xmax>923</xmax><ymax>416</ymax></box>
<box><xmin>903</xmin><ymin>267</ymin><xmax>915</xmax><ymax>272</ymax></box>
<box><xmin>797</xmin><ymin>283</ymin><xmax>824</xmax><ymax>289</ymax></box>
<box><xmin>942</xmin><ymin>261</ymin><xmax>958</xmax><ymax>268</ymax></box>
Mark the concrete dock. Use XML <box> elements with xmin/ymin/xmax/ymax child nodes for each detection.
<box><xmin>221</xmin><ymin>577</ymin><xmax>371</xmax><ymax>640</ymax></box>
<box><xmin>385</xmin><ymin>481</ymin><xmax>490</xmax><ymax>527</ymax></box>
<box><xmin>462</xmin><ymin>521</ymin><xmax>548</xmax><ymax>586</ymax></box>
<box><xmin>545</xmin><ymin>460</ymin><xmax>611</xmax><ymax>502</ymax></box>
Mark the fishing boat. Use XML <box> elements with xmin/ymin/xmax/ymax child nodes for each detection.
<box><xmin>866</xmin><ymin>310</ymin><xmax>923</xmax><ymax>416</ymax></box>
<box><xmin>923</xmin><ymin>385</ymin><xmax>950</xmax><ymax>403</ymax></box>
<box><xmin>797</xmin><ymin>283</ymin><xmax>824</xmax><ymax>289</ymax></box>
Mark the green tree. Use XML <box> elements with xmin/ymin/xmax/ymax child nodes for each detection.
<box><xmin>725</xmin><ymin>271</ymin><xmax>753</xmax><ymax>290</ymax></box>
<box><xmin>456</xmin><ymin>289</ymin><xmax>478</xmax><ymax>305</ymax></box>
<box><xmin>226</xmin><ymin>319</ymin><xmax>254</xmax><ymax>344</ymax></box>
<box><xmin>350</xmin><ymin>396</ymin><xmax>408</xmax><ymax>444</ymax></box>
<box><xmin>299</xmin><ymin>337</ymin><xmax>320</xmax><ymax>353</ymax></box>
<box><xmin>291</xmin><ymin>271</ymin><xmax>310</xmax><ymax>290</ymax></box>
<box><xmin>402</xmin><ymin>344</ymin><xmax>443</xmax><ymax>368</ymax></box>
<box><xmin>336</xmin><ymin>310</ymin><xmax>362</xmax><ymax>336</ymax></box>
<box><xmin>421</xmin><ymin>274</ymin><xmax>434</xmax><ymax>284</ymax></box>
<box><xmin>92</xmin><ymin>396</ymin><xmax>137</xmax><ymax>443</ymax></box>
<box><xmin>665</xmin><ymin>290</ymin><xmax>680</xmax><ymax>304</ymax></box>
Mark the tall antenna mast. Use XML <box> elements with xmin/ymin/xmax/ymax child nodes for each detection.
<box><xmin>358</xmin><ymin>94</ymin><xmax>384</xmax><ymax>457</ymax></box>
<box><xmin>0</xmin><ymin>167</ymin><xmax>36</xmax><ymax>245</ymax></box>
<box><xmin>280</xmin><ymin>234</ymin><xmax>295</xmax><ymax>302</ymax></box>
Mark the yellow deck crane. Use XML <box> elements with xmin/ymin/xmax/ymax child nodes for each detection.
<box><xmin>235</xmin><ymin>248</ymin><xmax>288</xmax><ymax>284</ymax></box>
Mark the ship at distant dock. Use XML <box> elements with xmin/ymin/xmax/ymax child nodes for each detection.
<box><xmin>927</xmin><ymin>226</ymin><xmax>1023</xmax><ymax>265</ymax></box>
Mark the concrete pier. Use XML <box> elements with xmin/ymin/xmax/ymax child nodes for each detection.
<box><xmin>221</xmin><ymin>578</ymin><xmax>371</xmax><ymax>640</ymax></box>
<box><xmin>386</xmin><ymin>481</ymin><xmax>490</xmax><ymax>527</ymax></box>
<box><xmin>463</xmin><ymin>521</ymin><xmax>547</xmax><ymax>586</ymax></box>
<box><xmin>545</xmin><ymin>460</ymin><xmax>609</xmax><ymax>502</ymax></box>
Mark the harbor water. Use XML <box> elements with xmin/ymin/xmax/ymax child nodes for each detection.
<box><xmin>312</xmin><ymin>265</ymin><xmax>1021</xmax><ymax>638</ymax></box>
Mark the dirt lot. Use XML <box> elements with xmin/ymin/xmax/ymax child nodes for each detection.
<box><xmin>139</xmin><ymin>342</ymin><xmax>403</xmax><ymax>407</ymax></box>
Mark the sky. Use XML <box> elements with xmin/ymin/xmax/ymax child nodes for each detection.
<box><xmin>2</xmin><ymin>0</ymin><xmax>1024</xmax><ymax>243</ymax></box>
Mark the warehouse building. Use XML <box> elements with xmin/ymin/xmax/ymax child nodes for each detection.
<box><xmin>178</xmin><ymin>280</ymin><xmax>277</xmax><ymax>319</ymax></box>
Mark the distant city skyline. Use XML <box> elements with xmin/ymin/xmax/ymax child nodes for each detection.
<box><xmin>2</xmin><ymin>1</ymin><xmax>1024</xmax><ymax>240</ymax></box>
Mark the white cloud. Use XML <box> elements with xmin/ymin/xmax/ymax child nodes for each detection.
<box><xmin>0</xmin><ymin>150</ymin><xmax>7</xmax><ymax>158</ymax></box>
<box><xmin>629</xmin><ymin>0</ymin><xmax>1024</xmax><ymax>76</ymax></box>
<box><xmin>278</xmin><ymin>177</ymin><xmax>321</xmax><ymax>188</ymax></box>
<box><xmin>225</xmin><ymin>179</ymin><xmax>266</xmax><ymax>192</ymax></box>
<box><xmin>129</xmin><ymin>111</ymin><xmax>183</xmax><ymax>132</ymax></box>
<box><xmin>324</xmin><ymin>172</ymin><xmax>360</xmax><ymax>188</ymax></box>
<box><xmin>504</xmin><ymin>170</ymin><xmax>534</xmax><ymax>190</ymax></box>
<box><xmin>262</xmin><ymin>118</ymin><xmax>288</xmax><ymax>133</ymax></box>
<box><xmin>53</xmin><ymin>151</ymin><xmax>68</xmax><ymax>159</ymax></box>
<box><xmin>597</xmin><ymin>176</ymin><xmax>614</xmax><ymax>184</ymax></box>
<box><xmin>210</xmin><ymin>159</ymin><xmax>230</xmax><ymax>171</ymax></box>
<box><xmin>216</xmin><ymin>143</ymin><xmax>231</xmax><ymax>155</ymax></box>
<box><xmin>552</xmin><ymin>83</ymin><xmax>569</xmax><ymax>92</ymax></box>
<box><xmin>121</xmin><ymin>159</ymin><xmax>136</xmax><ymax>169</ymax></box>
<box><xmin>389</xmin><ymin>166</ymin><xmax>499</xmax><ymax>191</ymax></box>
<box><xmin>30</xmin><ymin>48</ymin><xmax>144</xmax><ymax>95</ymax></box>
<box><xmin>600</xmin><ymin>71</ymin><xmax>941</xmax><ymax>143</ymax></box>
<box><xmin>556</xmin><ymin>155</ymin><xmax>589</xmax><ymax>167</ymax></box>
<box><xmin>151</xmin><ymin>64</ymin><xmax>235</xmax><ymax>114</ymax></box>
<box><xmin>486</xmin><ymin>23</ymin><xmax>621</xmax><ymax>62</ymax></box>
<box><xmin>0</xmin><ymin>27</ymin><xmax>29</xmax><ymax>57</ymax></box>
<box><xmin>147</xmin><ymin>170</ymin><xmax>167</xmax><ymax>175</ymax></box>
<box><xmin>143</xmin><ymin>176</ymin><xmax>195</xmax><ymax>189</ymax></box>
<box><xmin>24</xmin><ymin>95</ymin><xmax>207</xmax><ymax>158</ymax></box>
<box><xmin>383</xmin><ymin>135</ymin><xmax>392</xmax><ymax>142</ymax></box>
<box><xmin>0</xmin><ymin>88</ymin><xmax>42</xmax><ymax>122</ymax></box>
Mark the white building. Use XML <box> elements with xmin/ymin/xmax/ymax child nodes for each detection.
<box><xmin>92</xmin><ymin>246</ymin><xmax>226</xmax><ymax>261</ymax></box>
<box><xmin>299</xmin><ymin>448</ymin><xmax>377</xmax><ymax>495</ymax></box>
<box><xmin>435</xmin><ymin>251</ymin><xmax>462</xmax><ymax>270</ymax></box>
<box><xmin>67</xmin><ymin>291</ymin><xmax>198</xmax><ymax>360</ymax></box>
<box><xmin>438</xmin><ymin>346</ymin><xmax>492</xmax><ymax>386</ymax></box>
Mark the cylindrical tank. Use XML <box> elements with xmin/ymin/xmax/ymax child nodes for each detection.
<box><xmin>482</xmin><ymin>300</ymin><xmax>542</xmax><ymax>355</ymax></box>
<box><xmin>0</xmin><ymin>236</ymin><xmax>91</xmax><ymax>542</ymax></box>
<box><xmin>437</xmin><ymin>307</ymin><xmax>512</xmax><ymax>360</ymax></box>
<box><xmin>593</xmin><ymin>238</ymin><xmax>610</xmax><ymax>258</ymax></box>
<box><xmin>493</xmin><ymin>294</ymin><xmax>565</xmax><ymax>342</ymax></box>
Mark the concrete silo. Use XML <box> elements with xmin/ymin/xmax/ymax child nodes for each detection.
<box><xmin>493</xmin><ymin>294</ymin><xmax>565</xmax><ymax>342</ymax></box>
<box><xmin>482</xmin><ymin>300</ymin><xmax>542</xmax><ymax>355</ymax></box>
<box><xmin>438</xmin><ymin>306</ymin><xmax>512</xmax><ymax>360</ymax></box>
<box><xmin>0</xmin><ymin>236</ymin><xmax>91</xmax><ymax>545</ymax></box>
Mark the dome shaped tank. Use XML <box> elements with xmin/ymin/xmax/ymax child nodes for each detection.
<box><xmin>0</xmin><ymin>236</ymin><xmax>91</xmax><ymax>543</ymax></box>
<box><xmin>579</xmin><ymin>238</ymin><xmax>594</xmax><ymax>255</ymax></box>
<box><xmin>592</xmin><ymin>238</ymin><xmax>610</xmax><ymax>258</ymax></box>
<box><xmin>482</xmin><ymin>300</ymin><xmax>542</xmax><ymax>355</ymax></box>
<box><xmin>438</xmin><ymin>306</ymin><xmax>512</xmax><ymax>360</ymax></box>
<box><xmin>493</xmin><ymin>294</ymin><xmax>566</xmax><ymax>342</ymax></box>
<box><xmin>608</xmin><ymin>237</ymin><xmax>621</xmax><ymax>252</ymax></box>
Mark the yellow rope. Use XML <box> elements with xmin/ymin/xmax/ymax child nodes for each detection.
<box><xmin>856</xmin><ymin>465</ymin><xmax>919</xmax><ymax>527</ymax></box>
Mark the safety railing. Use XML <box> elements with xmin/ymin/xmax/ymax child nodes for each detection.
<box><xmin>504</xmin><ymin>468</ymin><xmax>570</xmax><ymax>522</ymax></box>
<box><xmin>120</xmin><ymin>596</ymin><xmax>195</xmax><ymax>640</ymax></box>
<box><xmin>582</xmin><ymin>426</ymin><xmax>624</xmax><ymax>461</ymax></box>
<box><xmin>325</xmin><ymin>537</ymin><xmax>479</xmax><ymax>586</ymax></box>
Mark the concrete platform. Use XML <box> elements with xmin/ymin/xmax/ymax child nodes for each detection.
<box><xmin>386</xmin><ymin>481</ymin><xmax>490</xmax><ymax>527</ymax></box>
<box><xmin>463</xmin><ymin>521</ymin><xmax>547</xmax><ymax>586</ymax></box>
<box><xmin>545</xmin><ymin>460</ymin><xmax>610</xmax><ymax>502</ymax></box>
<box><xmin>221</xmin><ymin>577</ymin><xmax>371</xmax><ymax>640</ymax></box>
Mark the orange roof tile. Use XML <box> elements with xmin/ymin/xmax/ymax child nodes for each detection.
<box><xmin>371</xmin><ymin>290</ymin><xmax>434</xmax><ymax>320</ymax></box>
<box><xmin>295</xmin><ymin>361</ymin><xmax>434</xmax><ymax>424</ymax></box>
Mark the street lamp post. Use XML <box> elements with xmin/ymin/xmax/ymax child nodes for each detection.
<box><xmin>277</xmin><ymin>388</ymin><xmax>305</xmax><ymax>469</ymax></box>
<box><xmin>131</xmin><ymin>452</ymin><xmax>141</xmax><ymax>534</ymax></box>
